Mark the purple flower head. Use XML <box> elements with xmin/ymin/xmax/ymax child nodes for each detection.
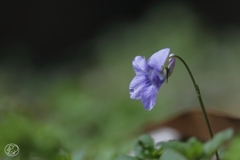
<box><xmin>129</xmin><ymin>48</ymin><xmax>176</xmax><ymax>110</ymax></box>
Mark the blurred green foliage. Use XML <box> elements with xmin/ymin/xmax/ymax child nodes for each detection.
<box><xmin>224</xmin><ymin>134</ymin><xmax>240</xmax><ymax>160</ymax></box>
<box><xmin>117</xmin><ymin>129</ymin><xmax>234</xmax><ymax>160</ymax></box>
<box><xmin>1</xmin><ymin>2</ymin><xmax>240</xmax><ymax>160</ymax></box>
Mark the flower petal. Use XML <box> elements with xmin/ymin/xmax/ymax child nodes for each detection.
<box><xmin>147</xmin><ymin>48</ymin><xmax>170</xmax><ymax>72</ymax></box>
<box><xmin>150</xmin><ymin>68</ymin><xmax>166</xmax><ymax>88</ymax></box>
<box><xmin>141</xmin><ymin>84</ymin><xmax>160</xmax><ymax>111</ymax></box>
<box><xmin>167</xmin><ymin>54</ymin><xmax>176</xmax><ymax>77</ymax></box>
<box><xmin>129</xmin><ymin>75</ymin><xmax>147</xmax><ymax>99</ymax></box>
<box><xmin>132</xmin><ymin>56</ymin><xmax>148</xmax><ymax>75</ymax></box>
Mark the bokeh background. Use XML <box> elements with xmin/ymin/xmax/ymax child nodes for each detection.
<box><xmin>1</xmin><ymin>0</ymin><xmax>240</xmax><ymax>159</ymax></box>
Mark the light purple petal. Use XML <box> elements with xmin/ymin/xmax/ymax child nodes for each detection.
<box><xmin>167</xmin><ymin>54</ymin><xmax>176</xmax><ymax>77</ymax></box>
<box><xmin>150</xmin><ymin>68</ymin><xmax>165</xmax><ymax>88</ymax></box>
<box><xmin>147</xmin><ymin>48</ymin><xmax>170</xmax><ymax>72</ymax></box>
<box><xmin>132</xmin><ymin>56</ymin><xmax>148</xmax><ymax>75</ymax></box>
<box><xmin>141</xmin><ymin>84</ymin><xmax>160</xmax><ymax>111</ymax></box>
<box><xmin>129</xmin><ymin>75</ymin><xmax>147</xmax><ymax>99</ymax></box>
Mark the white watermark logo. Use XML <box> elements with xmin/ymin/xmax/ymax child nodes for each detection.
<box><xmin>4</xmin><ymin>143</ymin><xmax>19</xmax><ymax>157</ymax></box>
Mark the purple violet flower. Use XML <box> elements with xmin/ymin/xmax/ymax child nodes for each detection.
<box><xmin>129</xmin><ymin>48</ymin><xmax>176</xmax><ymax>110</ymax></box>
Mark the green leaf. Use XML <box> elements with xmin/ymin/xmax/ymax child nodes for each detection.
<box><xmin>132</xmin><ymin>134</ymin><xmax>155</xmax><ymax>158</ymax></box>
<box><xmin>137</xmin><ymin>134</ymin><xmax>154</xmax><ymax>148</ymax></box>
<box><xmin>159</xmin><ymin>149</ymin><xmax>188</xmax><ymax>160</ymax></box>
<box><xmin>159</xmin><ymin>140</ymin><xmax>188</xmax><ymax>156</ymax></box>
<box><xmin>224</xmin><ymin>134</ymin><xmax>240</xmax><ymax>160</ymax></box>
<box><xmin>185</xmin><ymin>137</ymin><xmax>203</xmax><ymax>159</ymax></box>
<box><xmin>132</xmin><ymin>144</ymin><xmax>143</xmax><ymax>158</ymax></box>
<box><xmin>54</xmin><ymin>149</ymin><xmax>72</xmax><ymax>160</ymax></box>
<box><xmin>54</xmin><ymin>155</ymin><xmax>72</xmax><ymax>160</ymax></box>
<box><xmin>72</xmin><ymin>150</ymin><xmax>85</xmax><ymax>160</ymax></box>
<box><xmin>159</xmin><ymin>137</ymin><xmax>203</xmax><ymax>159</ymax></box>
<box><xmin>203</xmin><ymin>128</ymin><xmax>234</xmax><ymax>157</ymax></box>
<box><xmin>115</xmin><ymin>155</ymin><xmax>138</xmax><ymax>160</ymax></box>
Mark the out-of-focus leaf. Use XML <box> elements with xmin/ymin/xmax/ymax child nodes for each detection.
<box><xmin>158</xmin><ymin>140</ymin><xmax>188</xmax><ymax>156</ymax></box>
<box><xmin>203</xmin><ymin>128</ymin><xmax>234</xmax><ymax>157</ymax></box>
<box><xmin>224</xmin><ymin>133</ymin><xmax>240</xmax><ymax>160</ymax></box>
<box><xmin>159</xmin><ymin>149</ymin><xmax>187</xmax><ymax>160</ymax></box>
<box><xmin>72</xmin><ymin>150</ymin><xmax>85</xmax><ymax>160</ymax></box>
<box><xmin>54</xmin><ymin>155</ymin><xmax>72</xmax><ymax>160</ymax></box>
<box><xmin>185</xmin><ymin>137</ymin><xmax>203</xmax><ymax>159</ymax></box>
<box><xmin>132</xmin><ymin>144</ymin><xmax>143</xmax><ymax>158</ymax></box>
<box><xmin>132</xmin><ymin>134</ymin><xmax>155</xmax><ymax>158</ymax></box>
<box><xmin>138</xmin><ymin>134</ymin><xmax>154</xmax><ymax>148</ymax></box>
<box><xmin>159</xmin><ymin>137</ymin><xmax>203</xmax><ymax>159</ymax></box>
<box><xmin>54</xmin><ymin>149</ymin><xmax>72</xmax><ymax>160</ymax></box>
<box><xmin>115</xmin><ymin>155</ymin><xmax>137</xmax><ymax>160</ymax></box>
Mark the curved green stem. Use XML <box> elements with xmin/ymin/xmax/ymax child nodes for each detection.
<box><xmin>169</xmin><ymin>55</ymin><xmax>219</xmax><ymax>160</ymax></box>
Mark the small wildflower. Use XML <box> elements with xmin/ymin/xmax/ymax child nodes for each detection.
<box><xmin>129</xmin><ymin>48</ymin><xmax>175</xmax><ymax>110</ymax></box>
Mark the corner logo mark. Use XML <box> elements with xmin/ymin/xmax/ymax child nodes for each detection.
<box><xmin>4</xmin><ymin>143</ymin><xmax>20</xmax><ymax>157</ymax></box>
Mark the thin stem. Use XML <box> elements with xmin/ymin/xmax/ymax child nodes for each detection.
<box><xmin>170</xmin><ymin>55</ymin><xmax>219</xmax><ymax>160</ymax></box>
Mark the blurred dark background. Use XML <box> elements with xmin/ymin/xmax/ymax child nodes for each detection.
<box><xmin>1</xmin><ymin>0</ymin><xmax>240</xmax><ymax>69</ymax></box>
